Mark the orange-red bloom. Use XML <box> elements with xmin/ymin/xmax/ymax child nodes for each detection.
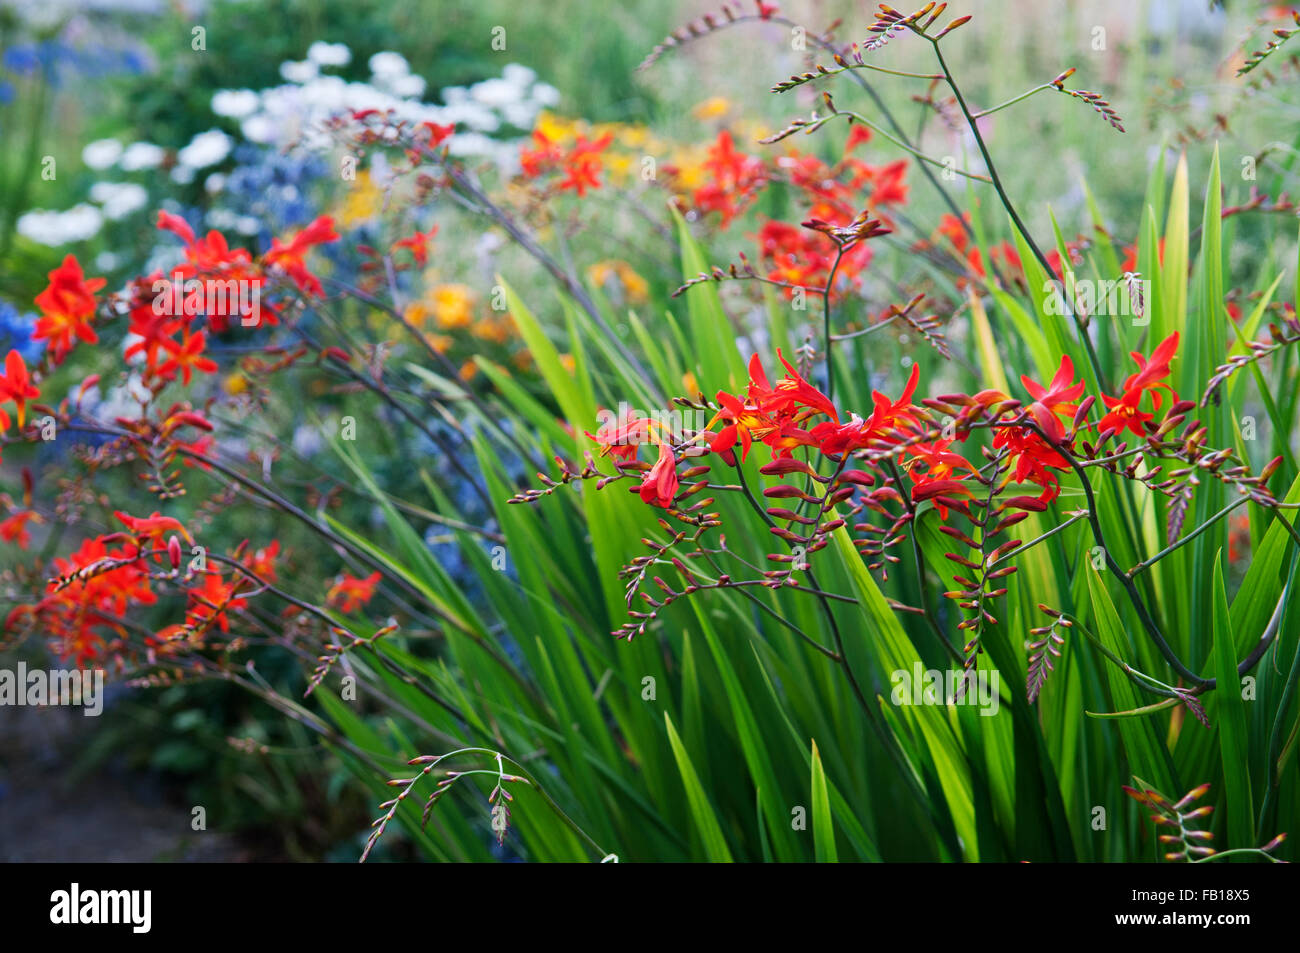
<box><xmin>0</xmin><ymin>350</ymin><xmax>40</xmax><ymax>429</ymax></box>
<box><xmin>156</xmin><ymin>329</ymin><xmax>219</xmax><ymax>385</ymax></box>
<box><xmin>709</xmin><ymin>351</ymin><xmax>834</xmax><ymax>462</ymax></box>
<box><xmin>23</xmin><ymin>536</ymin><xmax>156</xmax><ymax>664</ymax></box>
<box><xmin>638</xmin><ymin>442</ymin><xmax>679</xmax><ymax>508</ymax></box>
<box><xmin>1098</xmin><ymin>332</ymin><xmax>1180</xmax><ymax>438</ymax></box>
<box><xmin>33</xmin><ymin>255</ymin><xmax>105</xmax><ymax>364</ymax></box>
<box><xmin>810</xmin><ymin>362</ymin><xmax>920</xmax><ymax>456</ymax></box>
<box><xmin>188</xmin><ymin>570</ymin><xmax>248</xmax><ymax>633</ymax></box>
<box><xmin>904</xmin><ymin>440</ymin><xmax>976</xmax><ymax>519</ymax></box>
<box><xmin>327</xmin><ymin>570</ymin><xmax>381</xmax><ymax>613</ymax></box>
<box><xmin>264</xmin><ymin>216</ymin><xmax>340</xmax><ymax>296</ymax></box>
<box><xmin>520</xmin><ymin>131</ymin><xmax>613</xmax><ymax>196</ymax></box>
<box><xmin>114</xmin><ymin>510</ymin><xmax>193</xmax><ymax>545</ymax></box>
<box><xmin>391</xmin><ymin>227</ymin><xmax>437</xmax><ymax>268</ymax></box>
<box><xmin>1020</xmin><ymin>355</ymin><xmax>1084</xmax><ymax>442</ymax></box>
<box><xmin>0</xmin><ymin>510</ymin><xmax>40</xmax><ymax>549</ymax></box>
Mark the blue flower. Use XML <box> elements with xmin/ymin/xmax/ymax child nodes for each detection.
<box><xmin>0</xmin><ymin>301</ymin><xmax>44</xmax><ymax>363</ymax></box>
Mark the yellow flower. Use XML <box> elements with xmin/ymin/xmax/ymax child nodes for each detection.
<box><xmin>587</xmin><ymin>259</ymin><xmax>649</xmax><ymax>304</ymax></box>
<box><xmin>667</xmin><ymin>144</ymin><xmax>710</xmax><ymax>190</ymax></box>
<box><xmin>405</xmin><ymin>302</ymin><xmax>431</xmax><ymax>327</ymax></box>
<box><xmin>733</xmin><ymin>119</ymin><xmax>773</xmax><ymax>145</ymax></box>
<box><xmin>604</xmin><ymin>152</ymin><xmax>634</xmax><ymax>183</ymax></box>
<box><xmin>616</xmin><ymin>124</ymin><xmax>651</xmax><ymax>149</ymax></box>
<box><xmin>691</xmin><ymin>96</ymin><xmax>731</xmax><ymax>120</ymax></box>
<box><xmin>336</xmin><ymin>171</ymin><xmax>384</xmax><ymax>227</ymax></box>
<box><xmin>425</xmin><ymin>333</ymin><xmax>454</xmax><ymax>353</ymax></box>
<box><xmin>431</xmin><ymin>284</ymin><xmax>475</xmax><ymax>329</ymax></box>
<box><xmin>534</xmin><ymin>111</ymin><xmax>583</xmax><ymax>145</ymax></box>
<box><xmin>459</xmin><ymin>359</ymin><xmax>479</xmax><ymax>381</ymax></box>
<box><xmin>559</xmin><ymin>353</ymin><xmax>576</xmax><ymax>375</ymax></box>
<box><xmin>682</xmin><ymin>370</ymin><xmax>699</xmax><ymax>396</ymax></box>
<box><xmin>471</xmin><ymin>316</ymin><xmax>511</xmax><ymax>344</ymax></box>
<box><xmin>223</xmin><ymin>372</ymin><xmax>249</xmax><ymax>396</ymax></box>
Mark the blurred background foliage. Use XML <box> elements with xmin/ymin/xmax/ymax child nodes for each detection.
<box><xmin>1</xmin><ymin>0</ymin><xmax>1297</xmax><ymax>860</ymax></box>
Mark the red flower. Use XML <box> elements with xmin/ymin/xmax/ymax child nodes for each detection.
<box><xmin>587</xmin><ymin>415</ymin><xmax>657</xmax><ymax>462</ymax></box>
<box><xmin>1097</xmin><ymin>331</ymin><xmax>1180</xmax><ymax>438</ymax></box>
<box><xmin>0</xmin><ymin>350</ymin><xmax>40</xmax><ymax>429</ymax></box>
<box><xmin>327</xmin><ymin>570</ymin><xmax>382</xmax><ymax>613</ymax></box>
<box><xmin>0</xmin><ymin>510</ymin><xmax>40</xmax><ymax>549</ymax></box>
<box><xmin>768</xmin><ymin>350</ymin><xmax>839</xmax><ymax>423</ymax></box>
<box><xmin>693</xmin><ymin>131</ymin><xmax>768</xmax><ymax>226</ymax></box>
<box><xmin>421</xmin><ymin>122</ymin><xmax>455</xmax><ymax>147</ymax></box>
<box><xmin>1120</xmin><ymin>331</ymin><xmax>1179</xmax><ymax>398</ymax></box>
<box><xmin>157</xmin><ymin>210</ymin><xmax>196</xmax><ymax>245</ymax></box>
<box><xmin>244</xmin><ymin>540</ymin><xmax>281</xmax><ymax>583</ymax></box>
<box><xmin>264</xmin><ymin>216</ymin><xmax>339</xmax><ymax>296</ymax></box>
<box><xmin>33</xmin><ymin>255</ymin><xmax>105</xmax><ymax>364</ymax></box>
<box><xmin>862</xmin><ymin>158</ymin><xmax>909</xmax><ymax>207</ymax></box>
<box><xmin>520</xmin><ymin>131</ymin><xmax>613</xmax><ymax>196</ymax></box>
<box><xmin>810</xmin><ymin>362</ymin><xmax>921</xmax><ymax>456</ymax></box>
<box><xmin>26</xmin><ymin>535</ymin><xmax>156</xmax><ymax>664</ymax></box>
<box><xmin>559</xmin><ymin>134</ymin><xmax>613</xmax><ymax>196</ymax></box>
<box><xmin>391</xmin><ymin>227</ymin><xmax>437</xmax><ymax>268</ymax></box>
<box><xmin>155</xmin><ymin>212</ymin><xmax>270</xmax><ymax>331</ymax></box>
<box><xmin>1097</xmin><ymin>389</ymin><xmax>1153</xmax><ymax>439</ymax></box>
<box><xmin>1120</xmin><ymin>238</ymin><xmax>1165</xmax><ymax>273</ymax></box>
<box><xmin>1020</xmin><ymin>355</ymin><xmax>1084</xmax><ymax>442</ymax></box>
<box><xmin>845</xmin><ymin>124</ymin><xmax>873</xmax><ymax>152</ymax></box>
<box><xmin>709</xmin><ymin>389</ymin><xmax>772</xmax><ymax>462</ymax></box>
<box><xmin>904</xmin><ymin>440</ymin><xmax>976</xmax><ymax>519</ymax></box>
<box><xmin>995</xmin><ymin>425</ymin><xmax>1071</xmax><ymax>503</ymax></box>
<box><xmin>757</xmin><ymin>218</ymin><xmax>874</xmax><ymax>299</ymax></box>
<box><xmin>638</xmin><ymin>442</ymin><xmax>680</xmax><ymax>508</ymax></box>
<box><xmin>114</xmin><ymin>510</ymin><xmax>192</xmax><ymax>545</ymax></box>
<box><xmin>709</xmin><ymin>351</ymin><xmax>835</xmax><ymax>462</ymax></box>
<box><xmin>124</xmin><ymin>273</ymin><xmax>184</xmax><ymax>378</ymax></box>
<box><xmin>188</xmin><ymin>570</ymin><xmax>247</xmax><ymax>633</ymax></box>
<box><xmin>156</xmin><ymin>329</ymin><xmax>219</xmax><ymax>385</ymax></box>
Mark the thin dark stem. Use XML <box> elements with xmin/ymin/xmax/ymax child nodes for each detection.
<box><xmin>928</xmin><ymin>38</ymin><xmax>1110</xmax><ymax>395</ymax></box>
<box><xmin>823</xmin><ymin>247</ymin><xmax>846</xmax><ymax>403</ymax></box>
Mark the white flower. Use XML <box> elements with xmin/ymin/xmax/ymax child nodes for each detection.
<box><xmin>120</xmin><ymin>142</ymin><xmax>165</xmax><ymax>171</ymax></box>
<box><xmin>17</xmin><ymin>204</ymin><xmax>104</xmax><ymax>245</ymax></box>
<box><xmin>388</xmin><ymin>73</ymin><xmax>427</xmax><ymax>98</ymax></box>
<box><xmin>82</xmin><ymin>138</ymin><xmax>123</xmax><ymax>170</ymax></box>
<box><xmin>89</xmin><ymin>181</ymin><xmax>148</xmax><ymax>220</ymax></box>
<box><xmin>469</xmin><ymin>77</ymin><xmax>517</xmax><ymax>109</ymax></box>
<box><xmin>177</xmin><ymin>129</ymin><xmax>232</xmax><ymax>169</ymax></box>
<box><xmin>307</xmin><ymin>41</ymin><xmax>351</xmax><ymax>67</ymax></box>
<box><xmin>279</xmin><ymin>59</ymin><xmax>319</xmax><ymax>84</ymax></box>
<box><xmin>502</xmin><ymin>63</ymin><xmax>537</xmax><ymax>87</ymax></box>
<box><xmin>240</xmin><ymin>115</ymin><xmax>278</xmax><ymax>145</ymax></box>
<box><xmin>368</xmin><ymin>51</ymin><xmax>410</xmax><ymax>79</ymax></box>
<box><xmin>212</xmin><ymin>89</ymin><xmax>261</xmax><ymax>119</ymax></box>
<box><xmin>292</xmin><ymin>424</ymin><xmax>324</xmax><ymax>457</ymax></box>
<box><xmin>532</xmin><ymin>83</ymin><xmax>560</xmax><ymax>107</ymax></box>
<box><xmin>206</xmin><ymin>208</ymin><xmax>240</xmax><ymax>231</ymax></box>
<box><xmin>205</xmin><ymin>172</ymin><xmax>227</xmax><ymax>194</ymax></box>
<box><xmin>89</xmin><ymin>373</ymin><xmax>153</xmax><ymax>423</ymax></box>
